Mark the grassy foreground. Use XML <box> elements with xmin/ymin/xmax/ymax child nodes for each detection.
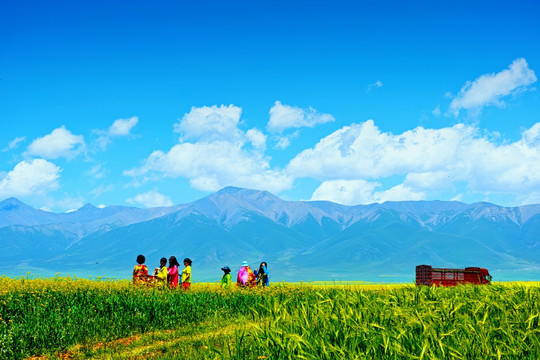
<box><xmin>0</xmin><ymin>276</ymin><xmax>539</xmax><ymax>360</ymax></box>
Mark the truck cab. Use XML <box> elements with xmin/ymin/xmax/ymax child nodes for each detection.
<box><xmin>464</xmin><ymin>267</ymin><xmax>492</xmax><ymax>284</ymax></box>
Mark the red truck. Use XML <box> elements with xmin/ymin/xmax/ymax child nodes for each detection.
<box><xmin>416</xmin><ymin>265</ymin><xmax>492</xmax><ymax>286</ymax></box>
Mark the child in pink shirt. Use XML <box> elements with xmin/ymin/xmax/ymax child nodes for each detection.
<box><xmin>167</xmin><ymin>256</ymin><xmax>180</xmax><ymax>289</ymax></box>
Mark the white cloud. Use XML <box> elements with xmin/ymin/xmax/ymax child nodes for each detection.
<box><xmin>2</xmin><ymin>137</ymin><xmax>25</xmax><ymax>152</ymax></box>
<box><xmin>403</xmin><ymin>171</ymin><xmax>456</xmax><ymax>190</ymax></box>
<box><xmin>123</xmin><ymin>101</ymin><xmax>540</xmax><ymax>205</ymax></box>
<box><xmin>95</xmin><ymin>116</ymin><xmax>139</xmax><ymax>150</ymax></box>
<box><xmin>126</xmin><ymin>105</ymin><xmax>293</xmax><ymax>193</ymax></box>
<box><xmin>288</xmin><ymin>119</ymin><xmax>469</xmax><ymax>179</ymax></box>
<box><xmin>275</xmin><ymin>136</ymin><xmax>291</xmax><ymax>150</ymax></box>
<box><xmin>0</xmin><ymin>159</ymin><xmax>61</xmax><ymax>198</ymax></box>
<box><xmin>449</xmin><ymin>58</ymin><xmax>537</xmax><ymax>116</ymax></box>
<box><xmin>289</xmin><ymin>119</ymin><xmax>540</xmax><ymax>204</ymax></box>
<box><xmin>174</xmin><ymin>105</ymin><xmax>243</xmax><ymax>142</ymax></box>
<box><xmin>521</xmin><ymin>122</ymin><xmax>540</xmax><ymax>146</ymax></box>
<box><xmin>273</xmin><ymin>131</ymin><xmax>300</xmax><ymax>150</ymax></box>
<box><xmin>27</xmin><ymin>126</ymin><xmax>85</xmax><ymax>160</ymax></box>
<box><xmin>267</xmin><ymin>101</ymin><xmax>335</xmax><ymax>133</ymax></box>
<box><xmin>311</xmin><ymin>179</ymin><xmax>380</xmax><ymax>205</ymax></box>
<box><xmin>375</xmin><ymin>184</ymin><xmax>426</xmax><ymax>203</ymax></box>
<box><xmin>311</xmin><ymin>180</ymin><xmax>426</xmax><ymax>205</ymax></box>
<box><xmin>108</xmin><ymin>116</ymin><xmax>138</xmax><ymax>136</ymax></box>
<box><xmin>124</xmin><ymin>141</ymin><xmax>292</xmax><ymax>193</ymax></box>
<box><xmin>246</xmin><ymin>128</ymin><xmax>267</xmax><ymax>150</ymax></box>
<box><xmin>126</xmin><ymin>190</ymin><xmax>173</xmax><ymax>208</ymax></box>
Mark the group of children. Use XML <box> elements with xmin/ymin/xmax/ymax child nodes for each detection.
<box><xmin>133</xmin><ymin>255</ymin><xmax>269</xmax><ymax>289</ymax></box>
<box><xmin>133</xmin><ymin>254</ymin><xmax>192</xmax><ymax>290</ymax></box>
<box><xmin>220</xmin><ymin>261</ymin><xmax>269</xmax><ymax>288</ymax></box>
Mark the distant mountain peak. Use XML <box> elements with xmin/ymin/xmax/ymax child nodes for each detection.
<box><xmin>0</xmin><ymin>197</ymin><xmax>31</xmax><ymax>210</ymax></box>
<box><xmin>78</xmin><ymin>203</ymin><xmax>98</xmax><ymax>210</ymax></box>
<box><xmin>211</xmin><ymin>187</ymin><xmax>281</xmax><ymax>203</ymax></box>
<box><xmin>216</xmin><ymin>186</ymin><xmax>266</xmax><ymax>196</ymax></box>
<box><xmin>218</xmin><ymin>186</ymin><xmax>244</xmax><ymax>193</ymax></box>
<box><xmin>73</xmin><ymin>203</ymin><xmax>100</xmax><ymax>214</ymax></box>
<box><xmin>1</xmin><ymin>197</ymin><xmax>25</xmax><ymax>205</ymax></box>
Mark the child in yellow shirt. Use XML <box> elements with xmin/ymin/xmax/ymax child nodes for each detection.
<box><xmin>182</xmin><ymin>258</ymin><xmax>192</xmax><ymax>290</ymax></box>
<box><xmin>154</xmin><ymin>257</ymin><xmax>168</xmax><ymax>289</ymax></box>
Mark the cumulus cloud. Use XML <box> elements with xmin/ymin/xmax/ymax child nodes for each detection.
<box><xmin>123</xmin><ymin>101</ymin><xmax>540</xmax><ymax>205</ymax></box>
<box><xmin>124</xmin><ymin>141</ymin><xmax>292</xmax><ymax>193</ymax></box>
<box><xmin>267</xmin><ymin>101</ymin><xmax>335</xmax><ymax>133</ymax></box>
<box><xmin>311</xmin><ymin>179</ymin><xmax>381</xmax><ymax>205</ymax></box>
<box><xmin>288</xmin><ymin>119</ymin><xmax>465</xmax><ymax>179</ymax></box>
<box><xmin>0</xmin><ymin>159</ymin><xmax>61</xmax><ymax>198</ymax></box>
<box><xmin>275</xmin><ymin>136</ymin><xmax>291</xmax><ymax>150</ymax></box>
<box><xmin>27</xmin><ymin>126</ymin><xmax>85</xmax><ymax>160</ymax></box>
<box><xmin>126</xmin><ymin>190</ymin><xmax>173</xmax><ymax>208</ymax></box>
<box><xmin>108</xmin><ymin>116</ymin><xmax>139</xmax><ymax>136</ymax></box>
<box><xmin>288</xmin><ymin>119</ymin><xmax>540</xmax><ymax>204</ymax></box>
<box><xmin>311</xmin><ymin>180</ymin><xmax>426</xmax><ymax>205</ymax></box>
<box><xmin>246</xmin><ymin>128</ymin><xmax>267</xmax><ymax>150</ymax></box>
<box><xmin>449</xmin><ymin>58</ymin><xmax>537</xmax><ymax>116</ymax></box>
<box><xmin>126</xmin><ymin>105</ymin><xmax>293</xmax><ymax>193</ymax></box>
<box><xmin>272</xmin><ymin>131</ymin><xmax>300</xmax><ymax>150</ymax></box>
<box><xmin>174</xmin><ymin>105</ymin><xmax>243</xmax><ymax>142</ymax></box>
<box><xmin>96</xmin><ymin>116</ymin><xmax>139</xmax><ymax>150</ymax></box>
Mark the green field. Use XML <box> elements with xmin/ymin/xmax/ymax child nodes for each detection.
<box><xmin>1</xmin><ymin>276</ymin><xmax>539</xmax><ymax>359</ymax></box>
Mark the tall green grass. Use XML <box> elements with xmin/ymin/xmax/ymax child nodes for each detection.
<box><xmin>1</xmin><ymin>277</ymin><xmax>538</xmax><ymax>360</ymax></box>
<box><xmin>229</xmin><ymin>285</ymin><xmax>540</xmax><ymax>360</ymax></box>
<box><xmin>0</xmin><ymin>278</ymin><xmax>267</xmax><ymax>359</ymax></box>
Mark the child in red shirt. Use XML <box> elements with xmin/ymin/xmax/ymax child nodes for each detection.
<box><xmin>133</xmin><ymin>254</ymin><xmax>148</xmax><ymax>285</ymax></box>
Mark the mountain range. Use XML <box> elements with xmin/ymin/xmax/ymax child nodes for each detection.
<box><xmin>1</xmin><ymin>186</ymin><xmax>539</xmax><ymax>282</ymax></box>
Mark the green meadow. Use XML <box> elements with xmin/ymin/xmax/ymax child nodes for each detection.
<box><xmin>0</xmin><ymin>277</ymin><xmax>538</xmax><ymax>359</ymax></box>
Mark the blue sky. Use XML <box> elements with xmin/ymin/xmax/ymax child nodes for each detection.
<box><xmin>1</xmin><ymin>0</ymin><xmax>539</xmax><ymax>211</ymax></box>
